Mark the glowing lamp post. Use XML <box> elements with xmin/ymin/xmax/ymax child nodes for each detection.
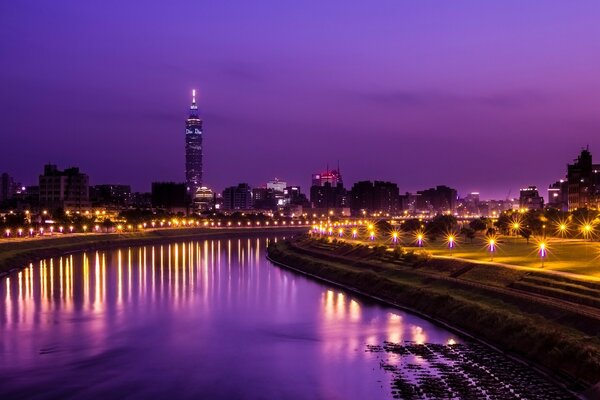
<box><xmin>352</xmin><ymin>229</ymin><xmax>358</xmax><ymax>239</ymax></box>
<box><xmin>583</xmin><ymin>224</ymin><xmax>593</xmax><ymax>241</ymax></box>
<box><xmin>69</xmin><ymin>226</ymin><xmax>74</xmax><ymax>233</ymax></box>
<box><xmin>5</xmin><ymin>229</ymin><xmax>10</xmax><ymax>238</ymax></box>
<box><xmin>29</xmin><ymin>228</ymin><xmax>34</xmax><ymax>237</ymax></box>
<box><xmin>512</xmin><ymin>222</ymin><xmax>520</xmax><ymax>235</ymax></box>
<box><xmin>59</xmin><ymin>226</ymin><xmax>64</xmax><ymax>233</ymax></box>
<box><xmin>487</xmin><ymin>238</ymin><xmax>496</xmax><ymax>261</ymax></box>
<box><xmin>416</xmin><ymin>233</ymin><xmax>424</xmax><ymax>247</ymax></box>
<box><xmin>338</xmin><ymin>228</ymin><xmax>343</xmax><ymax>237</ymax></box>
<box><xmin>447</xmin><ymin>235</ymin><xmax>455</xmax><ymax>249</ymax></box>
<box><xmin>392</xmin><ymin>232</ymin><xmax>399</xmax><ymax>244</ymax></box>
<box><xmin>18</xmin><ymin>228</ymin><xmax>23</xmax><ymax>237</ymax></box>
<box><xmin>369</xmin><ymin>231</ymin><xmax>375</xmax><ymax>241</ymax></box>
<box><xmin>539</xmin><ymin>242</ymin><xmax>547</xmax><ymax>267</ymax></box>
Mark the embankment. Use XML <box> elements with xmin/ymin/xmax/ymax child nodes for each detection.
<box><xmin>0</xmin><ymin>226</ymin><xmax>305</xmax><ymax>276</ymax></box>
<box><xmin>267</xmin><ymin>237</ymin><xmax>600</xmax><ymax>394</ymax></box>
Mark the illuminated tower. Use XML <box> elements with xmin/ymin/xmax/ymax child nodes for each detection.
<box><xmin>185</xmin><ymin>89</ymin><xmax>203</xmax><ymax>194</ymax></box>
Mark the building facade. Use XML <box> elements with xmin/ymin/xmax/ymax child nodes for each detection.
<box><xmin>567</xmin><ymin>148</ymin><xmax>600</xmax><ymax>210</ymax></box>
<box><xmin>547</xmin><ymin>180</ymin><xmax>568</xmax><ymax>211</ymax></box>
<box><xmin>185</xmin><ymin>90</ymin><xmax>203</xmax><ymax>194</ymax></box>
<box><xmin>519</xmin><ymin>186</ymin><xmax>544</xmax><ymax>210</ymax></box>
<box><xmin>416</xmin><ymin>185</ymin><xmax>457</xmax><ymax>214</ymax></box>
<box><xmin>222</xmin><ymin>183</ymin><xmax>252</xmax><ymax>210</ymax></box>
<box><xmin>39</xmin><ymin>165</ymin><xmax>90</xmax><ymax>210</ymax></box>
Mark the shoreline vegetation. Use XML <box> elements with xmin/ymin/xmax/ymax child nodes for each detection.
<box><xmin>267</xmin><ymin>235</ymin><xmax>600</xmax><ymax>397</ymax></box>
<box><xmin>0</xmin><ymin>226</ymin><xmax>305</xmax><ymax>276</ymax></box>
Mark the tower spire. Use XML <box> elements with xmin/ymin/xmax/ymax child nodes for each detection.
<box><xmin>190</xmin><ymin>89</ymin><xmax>198</xmax><ymax>115</ymax></box>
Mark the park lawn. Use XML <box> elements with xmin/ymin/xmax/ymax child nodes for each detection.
<box><xmin>424</xmin><ymin>236</ymin><xmax>600</xmax><ymax>277</ymax></box>
<box><xmin>345</xmin><ymin>234</ymin><xmax>600</xmax><ymax>278</ymax></box>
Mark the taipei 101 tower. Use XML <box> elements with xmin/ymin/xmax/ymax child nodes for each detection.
<box><xmin>185</xmin><ymin>89</ymin><xmax>203</xmax><ymax>194</ymax></box>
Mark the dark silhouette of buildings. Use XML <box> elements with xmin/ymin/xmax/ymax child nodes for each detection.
<box><xmin>90</xmin><ymin>184</ymin><xmax>132</xmax><ymax>208</ymax></box>
<box><xmin>151</xmin><ymin>182</ymin><xmax>187</xmax><ymax>210</ymax></box>
<box><xmin>222</xmin><ymin>183</ymin><xmax>252</xmax><ymax>210</ymax></box>
<box><xmin>349</xmin><ymin>181</ymin><xmax>400</xmax><ymax>215</ymax></box>
<box><xmin>39</xmin><ymin>164</ymin><xmax>90</xmax><ymax>211</ymax></box>
<box><xmin>416</xmin><ymin>185</ymin><xmax>457</xmax><ymax>213</ymax></box>
<box><xmin>519</xmin><ymin>186</ymin><xmax>544</xmax><ymax>210</ymax></box>
<box><xmin>310</xmin><ymin>166</ymin><xmax>347</xmax><ymax>209</ymax></box>
<box><xmin>567</xmin><ymin>147</ymin><xmax>600</xmax><ymax>210</ymax></box>
<box><xmin>547</xmin><ymin>180</ymin><xmax>568</xmax><ymax>211</ymax></box>
<box><xmin>1</xmin><ymin>173</ymin><xmax>16</xmax><ymax>203</ymax></box>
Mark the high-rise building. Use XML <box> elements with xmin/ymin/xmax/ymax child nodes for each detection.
<box><xmin>222</xmin><ymin>183</ymin><xmax>252</xmax><ymax>210</ymax></box>
<box><xmin>547</xmin><ymin>180</ymin><xmax>568</xmax><ymax>211</ymax></box>
<box><xmin>1</xmin><ymin>173</ymin><xmax>15</xmax><ymax>203</ymax></box>
<box><xmin>519</xmin><ymin>186</ymin><xmax>544</xmax><ymax>210</ymax></box>
<box><xmin>416</xmin><ymin>185</ymin><xmax>457</xmax><ymax>213</ymax></box>
<box><xmin>310</xmin><ymin>165</ymin><xmax>347</xmax><ymax>209</ymax></box>
<box><xmin>185</xmin><ymin>90</ymin><xmax>203</xmax><ymax>194</ymax></box>
<box><xmin>567</xmin><ymin>147</ymin><xmax>600</xmax><ymax>210</ymax></box>
<box><xmin>349</xmin><ymin>181</ymin><xmax>400</xmax><ymax>215</ymax></box>
<box><xmin>90</xmin><ymin>184</ymin><xmax>132</xmax><ymax>208</ymax></box>
<box><xmin>39</xmin><ymin>164</ymin><xmax>90</xmax><ymax>210</ymax></box>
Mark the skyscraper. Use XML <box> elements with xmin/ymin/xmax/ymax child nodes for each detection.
<box><xmin>185</xmin><ymin>90</ymin><xmax>203</xmax><ymax>194</ymax></box>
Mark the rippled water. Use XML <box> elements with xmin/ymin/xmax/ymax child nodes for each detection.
<box><xmin>0</xmin><ymin>235</ymin><xmax>575</xmax><ymax>399</ymax></box>
<box><xmin>0</xmin><ymin>235</ymin><xmax>460</xmax><ymax>399</ymax></box>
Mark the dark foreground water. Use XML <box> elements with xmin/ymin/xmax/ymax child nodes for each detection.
<box><xmin>0</xmin><ymin>235</ymin><xmax>574</xmax><ymax>399</ymax></box>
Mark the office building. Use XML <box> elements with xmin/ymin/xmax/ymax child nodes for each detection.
<box><xmin>39</xmin><ymin>164</ymin><xmax>90</xmax><ymax>210</ymax></box>
<box><xmin>547</xmin><ymin>180</ymin><xmax>568</xmax><ymax>211</ymax></box>
<box><xmin>519</xmin><ymin>186</ymin><xmax>544</xmax><ymax>210</ymax></box>
<box><xmin>567</xmin><ymin>147</ymin><xmax>600</xmax><ymax>210</ymax></box>
<box><xmin>222</xmin><ymin>183</ymin><xmax>252</xmax><ymax>210</ymax></box>
<box><xmin>185</xmin><ymin>90</ymin><xmax>203</xmax><ymax>194</ymax></box>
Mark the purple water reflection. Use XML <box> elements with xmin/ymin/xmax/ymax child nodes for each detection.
<box><xmin>0</xmin><ymin>236</ymin><xmax>458</xmax><ymax>399</ymax></box>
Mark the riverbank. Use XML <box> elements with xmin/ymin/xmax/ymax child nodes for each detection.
<box><xmin>267</xmin><ymin>236</ymin><xmax>600</xmax><ymax>396</ymax></box>
<box><xmin>0</xmin><ymin>226</ymin><xmax>305</xmax><ymax>276</ymax></box>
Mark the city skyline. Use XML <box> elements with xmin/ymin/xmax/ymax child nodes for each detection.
<box><xmin>2</xmin><ymin>2</ymin><xmax>600</xmax><ymax>198</ymax></box>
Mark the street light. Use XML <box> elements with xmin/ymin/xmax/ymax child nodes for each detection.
<box><xmin>486</xmin><ymin>236</ymin><xmax>497</xmax><ymax>261</ymax></box>
<box><xmin>447</xmin><ymin>234</ymin><xmax>456</xmax><ymax>249</ymax></box>
<box><xmin>539</xmin><ymin>241</ymin><xmax>547</xmax><ymax>267</ymax></box>
<box><xmin>415</xmin><ymin>231</ymin><xmax>424</xmax><ymax>247</ymax></box>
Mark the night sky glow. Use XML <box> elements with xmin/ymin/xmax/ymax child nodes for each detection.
<box><xmin>2</xmin><ymin>1</ymin><xmax>600</xmax><ymax>199</ymax></box>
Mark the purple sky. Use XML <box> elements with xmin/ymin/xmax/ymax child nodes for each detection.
<box><xmin>2</xmin><ymin>1</ymin><xmax>600</xmax><ymax>199</ymax></box>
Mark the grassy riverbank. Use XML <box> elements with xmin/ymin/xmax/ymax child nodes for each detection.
<box><xmin>267</xmin><ymin>237</ymin><xmax>600</xmax><ymax>392</ymax></box>
<box><xmin>0</xmin><ymin>226</ymin><xmax>305</xmax><ymax>275</ymax></box>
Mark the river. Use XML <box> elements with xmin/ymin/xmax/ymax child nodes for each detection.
<box><xmin>0</xmin><ymin>234</ymin><xmax>574</xmax><ymax>399</ymax></box>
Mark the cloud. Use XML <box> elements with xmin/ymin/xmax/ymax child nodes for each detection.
<box><xmin>355</xmin><ymin>88</ymin><xmax>549</xmax><ymax>109</ymax></box>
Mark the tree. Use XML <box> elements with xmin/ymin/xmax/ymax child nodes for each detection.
<box><xmin>461</xmin><ymin>226</ymin><xmax>476</xmax><ymax>243</ymax></box>
<box><xmin>520</xmin><ymin>228</ymin><xmax>532</xmax><ymax>243</ymax></box>
<box><xmin>469</xmin><ymin>218</ymin><xmax>487</xmax><ymax>233</ymax></box>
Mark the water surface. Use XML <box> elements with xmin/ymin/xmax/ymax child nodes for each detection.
<box><xmin>0</xmin><ymin>236</ymin><xmax>457</xmax><ymax>399</ymax></box>
<box><xmin>0</xmin><ymin>235</ymin><xmax>573</xmax><ymax>399</ymax></box>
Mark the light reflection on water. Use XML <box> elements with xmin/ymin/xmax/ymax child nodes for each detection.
<box><xmin>0</xmin><ymin>235</ymin><xmax>458</xmax><ymax>399</ymax></box>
